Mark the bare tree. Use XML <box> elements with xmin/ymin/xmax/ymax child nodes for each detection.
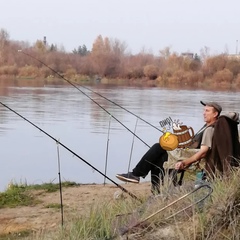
<box><xmin>0</xmin><ymin>28</ymin><xmax>10</xmax><ymax>64</ymax></box>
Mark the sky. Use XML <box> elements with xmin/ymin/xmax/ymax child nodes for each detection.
<box><xmin>1</xmin><ymin>0</ymin><xmax>240</xmax><ymax>55</ymax></box>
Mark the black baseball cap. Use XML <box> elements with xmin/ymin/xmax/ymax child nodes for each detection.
<box><xmin>200</xmin><ymin>101</ymin><xmax>222</xmax><ymax>114</ymax></box>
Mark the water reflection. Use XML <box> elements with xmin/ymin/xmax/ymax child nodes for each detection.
<box><xmin>0</xmin><ymin>80</ymin><xmax>239</xmax><ymax>191</ymax></box>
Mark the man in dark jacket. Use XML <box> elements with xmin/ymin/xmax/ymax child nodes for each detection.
<box><xmin>205</xmin><ymin>112</ymin><xmax>240</xmax><ymax>177</ymax></box>
<box><xmin>116</xmin><ymin>101</ymin><xmax>222</xmax><ymax>192</ymax></box>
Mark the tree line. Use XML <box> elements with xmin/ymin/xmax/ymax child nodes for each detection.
<box><xmin>0</xmin><ymin>28</ymin><xmax>240</xmax><ymax>89</ymax></box>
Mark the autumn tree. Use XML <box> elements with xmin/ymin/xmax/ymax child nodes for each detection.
<box><xmin>90</xmin><ymin>35</ymin><xmax>126</xmax><ymax>77</ymax></box>
<box><xmin>159</xmin><ymin>46</ymin><xmax>171</xmax><ymax>59</ymax></box>
<box><xmin>203</xmin><ymin>55</ymin><xmax>227</xmax><ymax>76</ymax></box>
<box><xmin>0</xmin><ymin>28</ymin><xmax>10</xmax><ymax>64</ymax></box>
<box><xmin>33</xmin><ymin>40</ymin><xmax>47</xmax><ymax>53</ymax></box>
<box><xmin>225</xmin><ymin>58</ymin><xmax>240</xmax><ymax>77</ymax></box>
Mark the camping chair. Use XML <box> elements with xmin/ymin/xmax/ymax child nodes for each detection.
<box><xmin>163</xmin><ymin>112</ymin><xmax>240</xmax><ymax>187</ymax></box>
<box><xmin>205</xmin><ymin>112</ymin><xmax>240</xmax><ymax>177</ymax></box>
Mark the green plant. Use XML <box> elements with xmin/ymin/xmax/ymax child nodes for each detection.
<box><xmin>0</xmin><ymin>185</ymin><xmax>37</xmax><ymax>208</ymax></box>
<box><xmin>26</xmin><ymin>181</ymin><xmax>79</xmax><ymax>193</ymax></box>
<box><xmin>0</xmin><ymin>181</ymin><xmax>79</xmax><ymax>208</ymax></box>
<box><xmin>45</xmin><ymin>203</ymin><xmax>62</xmax><ymax>209</ymax></box>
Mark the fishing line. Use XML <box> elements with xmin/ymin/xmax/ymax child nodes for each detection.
<box><xmin>80</xmin><ymin>85</ymin><xmax>163</xmax><ymax>133</ymax></box>
<box><xmin>0</xmin><ymin>101</ymin><xmax>142</xmax><ymax>202</ymax></box>
<box><xmin>18</xmin><ymin>51</ymin><xmax>163</xmax><ymax>144</ymax></box>
<box><xmin>18</xmin><ymin>50</ymin><xmax>163</xmax><ymax>133</ymax></box>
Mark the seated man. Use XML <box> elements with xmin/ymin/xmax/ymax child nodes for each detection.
<box><xmin>204</xmin><ymin>112</ymin><xmax>240</xmax><ymax>177</ymax></box>
<box><xmin>116</xmin><ymin>101</ymin><xmax>222</xmax><ymax>193</ymax></box>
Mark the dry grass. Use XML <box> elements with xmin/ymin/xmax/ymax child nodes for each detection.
<box><xmin>0</xmin><ymin>168</ymin><xmax>239</xmax><ymax>239</ymax></box>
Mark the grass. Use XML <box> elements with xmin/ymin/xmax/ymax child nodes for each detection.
<box><xmin>25</xmin><ymin>181</ymin><xmax>79</xmax><ymax>192</ymax></box>
<box><xmin>45</xmin><ymin>203</ymin><xmax>62</xmax><ymax>209</ymax></box>
<box><xmin>0</xmin><ymin>185</ymin><xmax>37</xmax><ymax>208</ymax></box>
<box><xmin>49</xmin><ymin>169</ymin><xmax>240</xmax><ymax>240</ymax></box>
<box><xmin>1</xmin><ymin>170</ymin><xmax>240</xmax><ymax>239</ymax></box>
<box><xmin>0</xmin><ymin>230</ymin><xmax>32</xmax><ymax>240</ymax></box>
<box><xmin>0</xmin><ymin>181</ymin><xmax>79</xmax><ymax>208</ymax></box>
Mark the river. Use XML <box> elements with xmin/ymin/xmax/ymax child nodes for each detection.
<box><xmin>0</xmin><ymin>80</ymin><xmax>239</xmax><ymax>191</ymax></box>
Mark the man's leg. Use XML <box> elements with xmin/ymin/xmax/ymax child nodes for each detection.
<box><xmin>132</xmin><ymin>143</ymin><xmax>167</xmax><ymax>177</ymax></box>
<box><xmin>116</xmin><ymin>143</ymin><xmax>168</xmax><ymax>186</ymax></box>
<box><xmin>150</xmin><ymin>151</ymin><xmax>168</xmax><ymax>194</ymax></box>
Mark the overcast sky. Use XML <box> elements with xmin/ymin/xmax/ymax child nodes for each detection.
<box><xmin>1</xmin><ymin>0</ymin><xmax>239</xmax><ymax>55</ymax></box>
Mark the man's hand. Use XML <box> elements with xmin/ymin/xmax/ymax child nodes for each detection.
<box><xmin>175</xmin><ymin>161</ymin><xmax>184</xmax><ymax>170</ymax></box>
<box><xmin>175</xmin><ymin>145</ymin><xmax>209</xmax><ymax>170</ymax></box>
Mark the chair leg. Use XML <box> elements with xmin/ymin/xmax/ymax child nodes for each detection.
<box><xmin>168</xmin><ymin>169</ymin><xmax>185</xmax><ymax>186</ymax></box>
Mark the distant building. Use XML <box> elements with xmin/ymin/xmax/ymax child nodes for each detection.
<box><xmin>227</xmin><ymin>54</ymin><xmax>240</xmax><ymax>59</ymax></box>
<box><xmin>43</xmin><ymin>36</ymin><xmax>47</xmax><ymax>46</ymax></box>
<box><xmin>181</xmin><ymin>52</ymin><xmax>194</xmax><ymax>59</ymax></box>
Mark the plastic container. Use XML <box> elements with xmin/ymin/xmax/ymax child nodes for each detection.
<box><xmin>194</xmin><ymin>171</ymin><xmax>204</xmax><ymax>188</ymax></box>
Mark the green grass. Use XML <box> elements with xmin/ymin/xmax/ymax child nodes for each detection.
<box><xmin>0</xmin><ymin>185</ymin><xmax>37</xmax><ymax>208</ymax></box>
<box><xmin>45</xmin><ymin>203</ymin><xmax>62</xmax><ymax>209</ymax></box>
<box><xmin>50</xmin><ymin>198</ymin><xmax>144</xmax><ymax>240</ymax></box>
<box><xmin>25</xmin><ymin>181</ymin><xmax>79</xmax><ymax>192</ymax></box>
<box><xmin>0</xmin><ymin>181</ymin><xmax>79</xmax><ymax>208</ymax></box>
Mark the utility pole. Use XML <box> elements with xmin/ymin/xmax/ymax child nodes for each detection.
<box><xmin>236</xmin><ymin>40</ymin><xmax>238</xmax><ymax>55</ymax></box>
<box><xmin>43</xmin><ymin>36</ymin><xmax>47</xmax><ymax>46</ymax></box>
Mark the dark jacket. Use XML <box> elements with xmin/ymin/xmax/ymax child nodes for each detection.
<box><xmin>205</xmin><ymin>115</ymin><xmax>240</xmax><ymax>177</ymax></box>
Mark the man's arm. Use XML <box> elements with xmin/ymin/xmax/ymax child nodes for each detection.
<box><xmin>175</xmin><ymin>145</ymin><xmax>209</xmax><ymax>170</ymax></box>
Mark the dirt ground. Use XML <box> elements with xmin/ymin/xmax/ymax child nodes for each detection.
<box><xmin>0</xmin><ymin>182</ymin><xmax>152</xmax><ymax>237</ymax></box>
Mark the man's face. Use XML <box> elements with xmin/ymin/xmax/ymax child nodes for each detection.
<box><xmin>203</xmin><ymin>106</ymin><xmax>218</xmax><ymax>124</ymax></box>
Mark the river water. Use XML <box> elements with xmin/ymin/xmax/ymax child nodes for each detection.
<box><xmin>0</xmin><ymin>81</ymin><xmax>239</xmax><ymax>191</ymax></box>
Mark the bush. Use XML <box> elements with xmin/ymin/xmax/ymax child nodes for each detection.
<box><xmin>65</xmin><ymin>67</ymin><xmax>77</xmax><ymax>79</ymax></box>
<box><xmin>126</xmin><ymin>67</ymin><xmax>144</xmax><ymax>79</ymax></box>
<box><xmin>18</xmin><ymin>65</ymin><xmax>39</xmax><ymax>77</ymax></box>
<box><xmin>38</xmin><ymin>66</ymin><xmax>52</xmax><ymax>78</ymax></box>
<box><xmin>212</xmin><ymin>68</ymin><xmax>233</xmax><ymax>84</ymax></box>
<box><xmin>203</xmin><ymin>55</ymin><xmax>227</xmax><ymax>76</ymax></box>
<box><xmin>0</xmin><ymin>185</ymin><xmax>36</xmax><ymax>208</ymax></box>
<box><xmin>0</xmin><ymin>65</ymin><xmax>18</xmax><ymax>76</ymax></box>
<box><xmin>226</xmin><ymin>59</ymin><xmax>240</xmax><ymax>76</ymax></box>
<box><xmin>233</xmin><ymin>73</ymin><xmax>240</xmax><ymax>88</ymax></box>
<box><xmin>143</xmin><ymin>64</ymin><xmax>159</xmax><ymax>80</ymax></box>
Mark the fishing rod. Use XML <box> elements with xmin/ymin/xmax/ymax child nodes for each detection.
<box><xmin>56</xmin><ymin>143</ymin><xmax>64</xmax><ymax>227</ymax></box>
<box><xmin>18</xmin><ymin>50</ymin><xmax>164</xmax><ymax>140</ymax></box>
<box><xmin>0</xmin><ymin>101</ymin><xmax>142</xmax><ymax>203</ymax></box>
<box><xmin>104</xmin><ymin>115</ymin><xmax>111</xmax><ymax>185</ymax></box>
<box><xmin>120</xmin><ymin>183</ymin><xmax>213</xmax><ymax>236</ymax></box>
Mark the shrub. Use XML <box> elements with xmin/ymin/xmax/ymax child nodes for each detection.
<box><xmin>233</xmin><ymin>73</ymin><xmax>240</xmax><ymax>88</ymax></box>
<box><xmin>203</xmin><ymin>55</ymin><xmax>227</xmax><ymax>76</ymax></box>
<box><xmin>212</xmin><ymin>68</ymin><xmax>234</xmax><ymax>84</ymax></box>
<box><xmin>143</xmin><ymin>65</ymin><xmax>159</xmax><ymax>80</ymax></box>
<box><xmin>0</xmin><ymin>65</ymin><xmax>18</xmax><ymax>76</ymax></box>
<box><xmin>188</xmin><ymin>71</ymin><xmax>204</xmax><ymax>84</ymax></box>
<box><xmin>126</xmin><ymin>67</ymin><xmax>144</xmax><ymax>79</ymax></box>
<box><xmin>18</xmin><ymin>65</ymin><xmax>39</xmax><ymax>77</ymax></box>
<box><xmin>65</xmin><ymin>67</ymin><xmax>77</xmax><ymax>79</ymax></box>
<box><xmin>38</xmin><ymin>66</ymin><xmax>52</xmax><ymax>78</ymax></box>
<box><xmin>226</xmin><ymin>59</ymin><xmax>240</xmax><ymax>76</ymax></box>
<box><xmin>0</xmin><ymin>185</ymin><xmax>36</xmax><ymax>208</ymax></box>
